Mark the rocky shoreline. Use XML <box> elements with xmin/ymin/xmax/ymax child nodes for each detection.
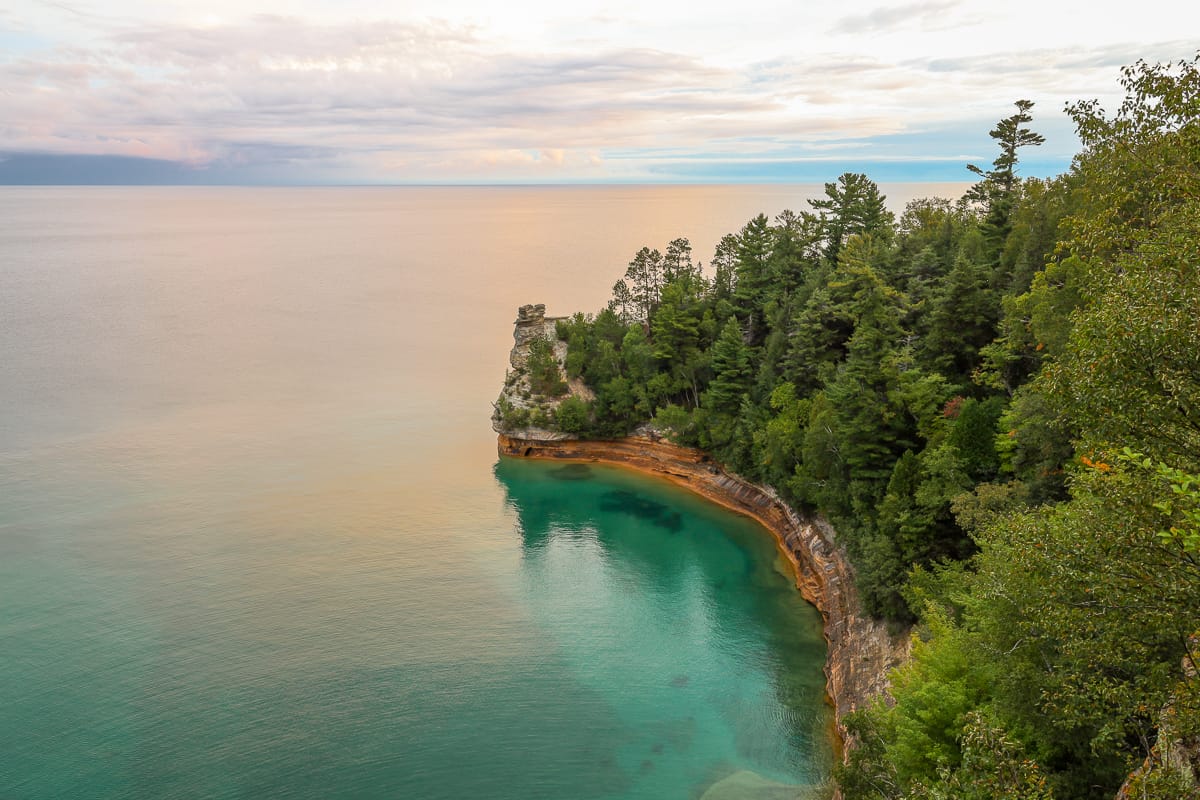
<box><xmin>496</xmin><ymin>432</ymin><xmax>906</xmax><ymax>749</ymax></box>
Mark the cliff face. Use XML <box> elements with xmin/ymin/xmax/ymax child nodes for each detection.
<box><xmin>497</xmin><ymin>432</ymin><xmax>906</xmax><ymax>744</ymax></box>
<box><xmin>507</xmin><ymin>303</ymin><xmax>559</xmax><ymax>372</ymax></box>
<box><xmin>493</xmin><ymin>303</ymin><xmax>592</xmax><ymax>442</ymax></box>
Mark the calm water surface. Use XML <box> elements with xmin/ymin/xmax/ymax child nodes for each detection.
<box><xmin>0</xmin><ymin>186</ymin><xmax>963</xmax><ymax>799</ymax></box>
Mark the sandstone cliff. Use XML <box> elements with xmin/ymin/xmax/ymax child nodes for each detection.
<box><xmin>493</xmin><ymin>303</ymin><xmax>592</xmax><ymax>442</ymax></box>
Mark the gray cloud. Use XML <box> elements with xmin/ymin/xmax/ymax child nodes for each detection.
<box><xmin>1</xmin><ymin>11</ymin><xmax>1186</xmax><ymax>182</ymax></box>
<box><xmin>919</xmin><ymin>41</ymin><xmax>1192</xmax><ymax>75</ymax></box>
<box><xmin>2</xmin><ymin>14</ymin><xmax>795</xmax><ymax>174</ymax></box>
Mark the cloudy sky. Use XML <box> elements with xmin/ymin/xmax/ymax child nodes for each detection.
<box><xmin>1</xmin><ymin>0</ymin><xmax>1195</xmax><ymax>183</ymax></box>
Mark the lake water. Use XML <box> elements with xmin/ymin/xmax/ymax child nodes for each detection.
<box><xmin>0</xmin><ymin>185</ymin><xmax>964</xmax><ymax>799</ymax></box>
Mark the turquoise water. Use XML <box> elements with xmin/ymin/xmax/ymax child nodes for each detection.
<box><xmin>0</xmin><ymin>186</ymin><xmax>912</xmax><ymax>799</ymax></box>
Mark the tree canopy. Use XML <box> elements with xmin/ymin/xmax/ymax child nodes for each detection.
<box><xmin>519</xmin><ymin>55</ymin><xmax>1200</xmax><ymax>800</ymax></box>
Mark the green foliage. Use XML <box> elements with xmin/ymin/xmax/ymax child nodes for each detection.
<box><xmin>733</xmin><ymin>213</ymin><xmax>774</xmax><ymax>342</ymax></box>
<box><xmin>993</xmin><ymin>388</ymin><xmax>1072</xmax><ymax>503</ymax></box>
<box><xmin>834</xmin><ymin>57</ymin><xmax>1200</xmax><ymax>800</ymax></box>
<box><xmin>810</xmin><ymin>172</ymin><xmax>896</xmax><ymax>265</ymax></box>
<box><xmin>946</xmin><ymin>397</ymin><xmax>1004</xmax><ymax>483</ymax></box>
<box><xmin>975</xmin><ymin>248</ymin><xmax>1085</xmax><ymax>394</ymax></box>
<box><xmin>755</xmin><ymin>382</ymin><xmax>809</xmax><ymax>492</ymax></box>
<box><xmin>1064</xmin><ymin>55</ymin><xmax>1200</xmax><ymax>266</ymax></box>
<box><xmin>906</xmin><ymin>711</ymin><xmax>1055</xmax><ymax>800</ymax></box>
<box><xmin>703</xmin><ymin>318</ymin><xmax>751</xmax><ymax>416</ymax></box>
<box><xmin>494</xmin><ymin>395</ymin><xmax>530</xmax><ymax>430</ymax></box>
<box><xmin>553</xmin><ymin>396</ymin><xmax>592</xmax><ymax>434</ymax></box>
<box><xmin>995</xmin><ymin>175</ymin><xmax>1075</xmax><ymax>296</ymax></box>
<box><xmin>710</xmin><ymin>234</ymin><xmax>739</xmax><ymax>300</ymax></box>
<box><xmin>653</xmin><ymin>403</ymin><xmax>699</xmax><ymax>445</ymax></box>
<box><xmin>965</xmin><ymin>465</ymin><xmax>1200</xmax><ymax>796</ymax></box>
<box><xmin>885</xmin><ymin>607</ymin><xmax>995</xmax><ymax>782</ymax></box>
<box><xmin>785</xmin><ymin>233</ymin><xmax>897</xmax><ymax>393</ymax></box>
<box><xmin>526</xmin><ymin>55</ymin><xmax>1200</xmax><ymax>799</ymax></box>
<box><xmin>770</xmin><ymin>208</ymin><xmax>822</xmax><ymax>293</ymax></box>
<box><xmin>620</xmin><ymin>246</ymin><xmax>665</xmax><ymax>323</ymax></box>
<box><xmin>526</xmin><ymin>336</ymin><xmax>568</xmax><ymax>397</ymax></box>
<box><xmin>651</xmin><ymin>278</ymin><xmax>706</xmax><ymax>405</ymax></box>
<box><xmin>967</xmin><ymin>100</ymin><xmax>1046</xmax><ymax>198</ymax></box>
<box><xmin>1040</xmin><ymin>210</ymin><xmax>1200</xmax><ymax>462</ymax></box>
<box><xmin>920</xmin><ymin>229</ymin><xmax>999</xmax><ymax>384</ymax></box>
<box><xmin>1118</xmin><ymin>448</ymin><xmax>1200</xmax><ymax>553</ymax></box>
<box><xmin>966</xmin><ymin>99</ymin><xmax>1047</xmax><ymax>256</ymax></box>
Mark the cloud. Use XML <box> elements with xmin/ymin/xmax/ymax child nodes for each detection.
<box><xmin>1</xmin><ymin>14</ymin><xmax>805</xmax><ymax>178</ymax></box>
<box><xmin>0</xmin><ymin>8</ymin><xmax>1191</xmax><ymax>183</ymax></box>
<box><xmin>830</xmin><ymin>0</ymin><xmax>965</xmax><ymax>34</ymax></box>
<box><xmin>919</xmin><ymin>40</ymin><xmax>1192</xmax><ymax>75</ymax></box>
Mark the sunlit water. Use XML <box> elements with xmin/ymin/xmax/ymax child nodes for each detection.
<box><xmin>0</xmin><ymin>185</ymin><xmax>965</xmax><ymax>799</ymax></box>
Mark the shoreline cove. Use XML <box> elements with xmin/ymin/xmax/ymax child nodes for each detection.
<box><xmin>496</xmin><ymin>433</ymin><xmax>907</xmax><ymax>757</ymax></box>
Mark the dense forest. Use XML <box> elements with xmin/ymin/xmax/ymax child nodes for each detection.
<box><xmin>496</xmin><ymin>57</ymin><xmax>1200</xmax><ymax>797</ymax></box>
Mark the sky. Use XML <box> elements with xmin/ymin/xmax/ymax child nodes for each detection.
<box><xmin>1</xmin><ymin>0</ymin><xmax>1196</xmax><ymax>184</ymax></box>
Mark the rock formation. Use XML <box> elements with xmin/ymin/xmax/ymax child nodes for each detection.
<box><xmin>509</xmin><ymin>303</ymin><xmax>551</xmax><ymax>371</ymax></box>
<box><xmin>493</xmin><ymin>304</ymin><xmax>592</xmax><ymax>442</ymax></box>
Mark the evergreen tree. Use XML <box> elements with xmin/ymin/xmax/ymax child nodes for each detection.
<box><xmin>662</xmin><ymin>237</ymin><xmax>700</xmax><ymax>285</ymax></box>
<box><xmin>756</xmin><ymin>381</ymin><xmax>810</xmax><ymax>493</ymax></box>
<box><xmin>703</xmin><ymin>317</ymin><xmax>752</xmax><ymax>416</ymax></box>
<box><xmin>622</xmin><ymin>246</ymin><xmax>665</xmax><ymax>323</ymax></box>
<box><xmin>784</xmin><ymin>234</ymin><xmax>896</xmax><ymax>393</ymax></box>
<box><xmin>608</xmin><ymin>278</ymin><xmax>635</xmax><ymax>322</ymax></box>
<box><xmin>966</xmin><ymin>100</ymin><xmax>1046</xmax><ymax>257</ymax></box>
<box><xmin>770</xmin><ymin>209</ymin><xmax>822</xmax><ymax>294</ymax></box>
<box><xmin>920</xmin><ymin>229</ymin><xmax>998</xmax><ymax>385</ymax></box>
<box><xmin>733</xmin><ymin>213</ymin><xmax>774</xmax><ymax>342</ymax></box>
<box><xmin>710</xmin><ymin>233</ymin><xmax>739</xmax><ymax>301</ymax></box>
<box><xmin>809</xmin><ymin>173</ymin><xmax>896</xmax><ymax>265</ymax></box>
<box><xmin>651</xmin><ymin>279</ymin><xmax>705</xmax><ymax>406</ymax></box>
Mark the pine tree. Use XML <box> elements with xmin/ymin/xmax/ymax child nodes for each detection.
<box><xmin>809</xmin><ymin>173</ymin><xmax>895</xmax><ymax>265</ymax></box>
<box><xmin>966</xmin><ymin>100</ymin><xmax>1046</xmax><ymax>256</ymax></box>
<box><xmin>704</xmin><ymin>318</ymin><xmax>751</xmax><ymax>416</ymax></box>
<box><xmin>608</xmin><ymin>279</ymin><xmax>635</xmax><ymax>322</ymax></box>
<box><xmin>770</xmin><ymin>209</ymin><xmax>822</xmax><ymax>294</ymax></box>
<box><xmin>662</xmin><ymin>237</ymin><xmax>699</xmax><ymax>285</ymax></box>
<box><xmin>920</xmin><ymin>229</ymin><xmax>998</xmax><ymax>384</ymax></box>
<box><xmin>710</xmin><ymin>234</ymin><xmax>739</xmax><ymax>301</ymax></box>
<box><xmin>621</xmin><ymin>246</ymin><xmax>664</xmax><ymax>323</ymax></box>
<box><xmin>733</xmin><ymin>214</ymin><xmax>773</xmax><ymax>342</ymax></box>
